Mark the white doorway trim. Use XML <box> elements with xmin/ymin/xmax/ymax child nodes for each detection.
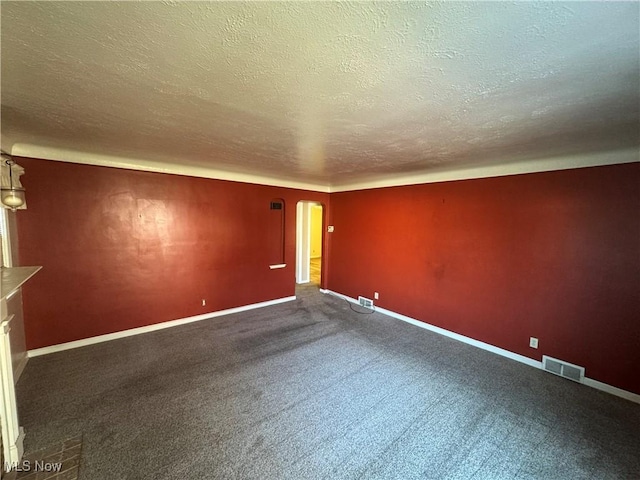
<box><xmin>296</xmin><ymin>201</ymin><xmax>311</xmax><ymax>284</ymax></box>
<box><xmin>296</xmin><ymin>201</ymin><xmax>324</xmax><ymax>284</ymax></box>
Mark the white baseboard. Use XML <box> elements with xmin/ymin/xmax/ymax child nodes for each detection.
<box><xmin>582</xmin><ymin>377</ymin><xmax>640</xmax><ymax>404</ymax></box>
<box><xmin>28</xmin><ymin>295</ymin><xmax>296</xmax><ymax>357</ymax></box>
<box><xmin>322</xmin><ymin>289</ymin><xmax>640</xmax><ymax>404</ymax></box>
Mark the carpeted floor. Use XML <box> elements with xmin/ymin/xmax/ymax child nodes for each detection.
<box><xmin>15</xmin><ymin>285</ymin><xmax>640</xmax><ymax>479</ymax></box>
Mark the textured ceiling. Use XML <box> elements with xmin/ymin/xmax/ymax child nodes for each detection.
<box><xmin>1</xmin><ymin>1</ymin><xmax>639</xmax><ymax>190</ymax></box>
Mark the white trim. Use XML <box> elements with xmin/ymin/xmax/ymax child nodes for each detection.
<box><xmin>328</xmin><ymin>149</ymin><xmax>639</xmax><ymax>192</ymax></box>
<box><xmin>11</xmin><ymin>144</ymin><xmax>637</xmax><ymax>195</ymax></box>
<box><xmin>324</xmin><ymin>289</ymin><xmax>540</xmax><ymax>368</ymax></box>
<box><xmin>1</xmin><ymin>314</ymin><xmax>15</xmax><ymax>334</ymax></box>
<box><xmin>295</xmin><ymin>201</ymin><xmax>313</xmax><ymax>284</ymax></box>
<box><xmin>11</xmin><ymin>427</ymin><xmax>25</xmax><ymax>464</ymax></box>
<box><xmin>0</xmin><ymin>313</ymin><xmax>23</xmax><ymax>464</ymax></box>
<box><xmin>1</xmin><ymin>208</ymin><xmax>12</xmax><ymax>267</ymax></box>
<box><xmin>583</xmin><ymin>377</ymin><xmax>640</xmax><ymax>404</ymax></box>
<box><xmin>321</xmin><ymin>289</ymin><xmax>640</xmax><ymax>404</ymax></box>
<box><xmin>28</xmin><ymin>295</ymin><xmax>296</xmax><ymax>357</ymax></box>
<box><xmin>6</xmin><ymin>290</ymin><xmax>20</xmax><ymax>301</ymax></box>
<box><xmin>10</xmin><ymin>143</ymin><xmax>329</xmax><ymax>193</ymax></box>
<box><xmin>269</xmin><ymin>264</ymin><xmax>286</xmax><ymax>269</ymax></box>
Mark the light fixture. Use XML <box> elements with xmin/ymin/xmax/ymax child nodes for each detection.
<box><xmin>1</xmin><ymin>152</ymin><xmax>26</xmax><ymax>211</ymax></box>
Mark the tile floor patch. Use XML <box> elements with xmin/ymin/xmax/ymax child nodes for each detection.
<box><xmin>3</xmin><ymin>435</ymin><xmax>82</xmax><ymax>480</ymax></box>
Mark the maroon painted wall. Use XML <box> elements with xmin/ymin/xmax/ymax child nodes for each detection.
<box><xmin>16</xmin><ymin>158</ymin><xmax>328</xmax><ymax>350</ymax></box>
<box><xmin>327</xmin><ymin>163</ymin><xmax>640</xmax><ymax>395</ymax></box>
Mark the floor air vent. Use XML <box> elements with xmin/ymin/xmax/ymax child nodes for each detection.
<box><xmin>358</xmin><ymin>296</ymin><xmax>374</xmax><ymax>308</ymax></box>
<box><xmin>542</xmin><ymin>355</ymin><xmax>585</xmax><ymax>383</ymax></box>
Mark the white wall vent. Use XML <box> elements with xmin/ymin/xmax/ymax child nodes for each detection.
<box><xmin>358</xmin><ymin>296</ymin><xmax>374</xmax><ymax>308</ymax></box>
<box><xmin>542</xmin><ymin>355</ymin><xmax>585</xmax><ymax>383</ymax></box>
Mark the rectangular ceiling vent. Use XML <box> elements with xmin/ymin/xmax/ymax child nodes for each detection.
<box><xmin>542</xmin><ymin>355</ymin><xmax>585</xmax><ymax>383</ymax></box>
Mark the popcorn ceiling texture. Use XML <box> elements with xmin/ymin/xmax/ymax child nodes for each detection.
<box><xmin>1</xmin><ymin>2</ymin><xmax>638</xmax><ymax>187</ymax></box>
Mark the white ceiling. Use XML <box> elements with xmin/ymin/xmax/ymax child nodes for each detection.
<box><xmin>1</xmin><ymin>1</ymin><xmax>638</xmax><ymax>191</ymax></box>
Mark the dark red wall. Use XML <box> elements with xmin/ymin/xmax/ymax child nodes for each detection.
<box><xmin>14</xmin><ymin>157</ymin><xmax>640</xmax><ymax>394</ymax></box>
<box><xmin>327</xmin><ymin>163</ymin><xmax>640</xmax><ymax>395</ymax></box>
<box><xmin>16</xmin><ymin>158</ymin><xmax>328</xmax><ymax>350</ymax></box>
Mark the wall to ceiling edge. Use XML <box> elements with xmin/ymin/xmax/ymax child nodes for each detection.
<box><xmin>9</xmin><ymin>143</ymin><xmax>638</xmax><ymax>194</ymax></box>
<box><xmin>326</xmin><ymin>162</ymin><xmax>640</xmax><ymax>395</ymax></box>
<box><xmin>15</xmin><ymin>157</ymin><xmax>329</xmax><ymax>350</ymax></box>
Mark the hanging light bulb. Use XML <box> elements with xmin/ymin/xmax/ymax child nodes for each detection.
<box><xmin>1</xmin><ymin>154</ymin><xmax>26</xmax><ymax>211</ymax></box>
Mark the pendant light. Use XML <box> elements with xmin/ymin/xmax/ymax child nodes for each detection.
<box><xmin>1</xmin><ymin>153</ymin><xmax>26</xmax><ymax>211</ymax></box>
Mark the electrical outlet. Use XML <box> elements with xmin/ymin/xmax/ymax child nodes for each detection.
<box><xmin>374</xmin><ymin>292</ymin><xmax>379</xmax><ymax>300</ymax></box>
<box><xmin>529</xmin><ymin>337</ymin><xmax>538</xmax><ymax>349</ymax></box>
<box><xmin>202</xmin><ymin>299</ymin><xmax>206</xmax><ymax>307</ymax></box>
<box><xmin>327</xmin><ymin>225</ymin><xmax>335</xmax><ymax>232</ymax></box>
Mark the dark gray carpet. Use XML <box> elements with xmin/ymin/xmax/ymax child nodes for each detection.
<box><xmin>16</xmin><ymin>285</ymin><xmax>640</xmax><ymax>479</ymax></box>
